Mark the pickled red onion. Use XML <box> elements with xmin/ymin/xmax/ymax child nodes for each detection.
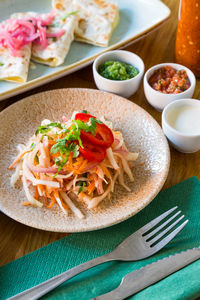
<box><xmin>0</xmin><ymin>10</ymin><xmax>65</xmax><ymax>56</ymax></box>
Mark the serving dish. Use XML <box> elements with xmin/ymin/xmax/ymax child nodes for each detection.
<box><xmin>0</xmin><ymin>0</ymin><xmax>170</xmax><ymax>101</ymax></box>
<box><xmin>0</xmin><ymin>88</ymin><xmax>170</xmax><ymax>232</ymax></box>
<box><xmin>143</xmin><ymin>63</ymin><xmax>196</xmax><ymax>111</ymax></box>
<box><xmin>93</xmin><ymin>50</ymin><xmax>144</xmax><ymax>98</ymax></box>
<box><xmin>162</xmin><ymin>99</ymin><xmax>200</xmax><ymax>153</ymax></box>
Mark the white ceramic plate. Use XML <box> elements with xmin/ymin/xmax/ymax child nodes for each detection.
<box><xmin>0</xmin><ymin>0</ymin><xmax>170</xmax><ymax>101</ymax></box>
<box><xmin>0</xmin><ymin>88</ymin><xmax>170</xmax><ymax>232</ymax></box>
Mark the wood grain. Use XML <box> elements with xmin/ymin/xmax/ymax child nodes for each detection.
<box><xmin>0</xmin><ymin>0</ymin><xmax>199</xmax><ymax>267</ymax></box>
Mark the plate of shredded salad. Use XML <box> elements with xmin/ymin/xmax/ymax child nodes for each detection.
<box><xmin>0</xmin><ymin>88</ymin><xmax>170</xmax><ymax>232</ymax></box>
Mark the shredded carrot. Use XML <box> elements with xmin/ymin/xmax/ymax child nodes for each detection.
<box><xmin>8</xmin><ymin>150</ymin><xmax>30</xmax><ymax>169</ymax></box>
<box><xmin>54</xmin><ymin>190</ymin><xmax>69</xmax><ymax>210</ymax></box>
<box><xmin>48</xmin><ymin>140</ymin><xmax>56</xmax><ymax>145</ymax></box>
<box><xmin>60</xmin><ymin>198</ymin><xmax>69</xmax><ymax>210</ymax></box>
<box><xmin>87</xmin><ymin>181</ymin><xmax>95</xmax><ymax>195</ymax></box>
<box><xmin>35</xmin><ymin>187</ymin><xmax>39</xmax><ymax>200</ymax></box>
<box><xmin>79</xmin><ymin>191</ymin><xmax>86</xmax><ymax>200</ymax></box>
<box><xmin>22</xmin><ymin>201</ymin><xmax>31</xmax><ymax>206</ymax></box>
<box><xmin>100</xmin><ymin>163</ymin><xmax>111</xmax><ymax>178</ymax></box>
<box><xmin>78</xmin><ymin>159</ymin><xmax>88</xmax><ymax>172</ymax></box>
<box><xmin>137</xmin><ymin>162</ymin><xmax>145</xmax><ymax>166</ymax></box>
<box><xmin>35</xmin><ymin>174</ymin><xmax>44</xmax><ymax>194</ymax></box>
<box><xmin>33</xmin><ymin>158</ymin><xmax>37</xmax><ymax>166</ymax></box>
<box><xmin>44</xmin><ymin>196</ymin><xmax>49</xmax><ymax>207</ymax></box>
<box><xmin>73</xmin><ymin>156</ymin><xmax>84</xmax><ymax>166</ymax></box>
<box><xmin>51</xmin><ymin>152</ymin><xmax>60</xmax><ymax>159</ymax></box>
<box><xmin>47</xmin><ymin>195</ymin><xmax>56</xmax><ymax>208</ymax></box>
<box><xmin>68</xmin><ymin>152</ymin><xmax>73</xmax><ymax>169</ymax></box>
<box><xmin>67</xmin><ymin>153</ymin><xmax>89</xmax><ymax>175</ymax></box>
<box><xmin>76</xmin><ymin>157</ymin><xmax>84</xmax><ymax>162</ymax></box>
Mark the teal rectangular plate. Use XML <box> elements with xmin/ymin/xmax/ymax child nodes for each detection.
<box><xmin>0</xmin><ymin>0</ymin><xmax>170</xmax><ymax>101</ymax></box>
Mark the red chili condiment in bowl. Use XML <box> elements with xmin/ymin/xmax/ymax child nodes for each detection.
<box><xmin>148</xmin><ymin>66</ymin><xmax>191</xmax><ymax>94</ymax></box>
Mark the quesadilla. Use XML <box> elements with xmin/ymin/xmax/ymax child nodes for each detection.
<box><xmin>52</xmin><ymin>0</ymin><xmax>119</xmax><ymax>47</ymax></box>
<box><xmin>12</xmin><ymin>11</ymin><xmax>78</xmax><ymax>67</ymax></box>
<box><xmin>0</xmin><ymin>45</ymin><xmax>31</xmax><ymax>83</ymax></box>
<box><xmin>0</xmin><ymin>18</ymin><xmax>32</xmax><ymax>83</ymax></box>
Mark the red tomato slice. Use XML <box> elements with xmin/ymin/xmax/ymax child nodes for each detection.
<box><xmin>75</xmin><ymin>113</ymin><xmax>95</xmax><ymax>122</ymax></box>
<box><xmin>75</xmin><ymin>113</ymin><xmax>114</xmax><ymax>148</ymax></box>
<box><xmin>79</xmin><ymin>139</ymin><xmax>106</xmax><ymax>162</ymax></box>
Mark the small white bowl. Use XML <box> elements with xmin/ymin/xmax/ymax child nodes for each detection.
<box><xmin>93</xmin><ymin>50</ymin><xmax>144</xmax><ymax>98</ymax></box>
<box><xmin>162</xmin><ymin>99</ymin><xmax>200</xmax><ymax>153</ymax></box>
<box><xmin>143</xmin><ymin>63</ymin><xmax>196</xmax><ymax>111</ymax></box>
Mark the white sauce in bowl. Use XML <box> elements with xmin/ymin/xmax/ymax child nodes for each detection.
<box><xmin>166</xmin><ymin>105</ymin><xmax>200</xmax><ymax>135</ymax></box>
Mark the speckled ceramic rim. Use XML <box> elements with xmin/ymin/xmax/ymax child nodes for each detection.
<box><xmin>0</xmin><ymin>88</ymin><xmax>170</xmax><ymax>232</ymax></box>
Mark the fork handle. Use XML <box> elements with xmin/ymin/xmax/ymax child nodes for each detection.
<box><xmin>8</xmin><ymin>253</ymin><xmax>113</xmax><ymax>300</ymax></box>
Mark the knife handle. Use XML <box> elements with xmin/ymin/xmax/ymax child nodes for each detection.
<box><xmin>8</xmin><ymin>253</ymin><xmax>113</xmax><ymax>300</ymax></box>
<box><xmin>92</xmin><ymin>247</ymin><xmax>200</xmax><ymax>300</ymax></box>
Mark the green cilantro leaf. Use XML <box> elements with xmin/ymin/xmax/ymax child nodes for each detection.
<box><xmin>51</xmin><ymin>142</ymin><xmax>79</xmax><ymax>177</ymax></box>
<box><xmin>48</xmin><ymin>22</ymin><xmax>60</xmax><ymax>28</ymax></box>
<box><xmin>71</xmin><ymin>144</ymin><xmax>80</xmax><ymax>158</ymax></box>
<box><xmin>78</xmin><ymin>181</ymin><xmax>86</xmax><ymax>194</ymax></box>
<box><xmin>35</xmin><ymin>122</ymin><xmax>63</xmax><ymax>136</ymax></box>
<box><xmin>61</xmin><ymin>11</ymin><xmax>79</xmax><ymax>21</ymax></box>
<box><xmin>49</xmin><ymin>116</ymin><xmax>102</xmax><ymax>172</ymax></box>
<box><xmin>40</xmin><ymin>134</ymin><xmax>53</xmax><ymax>141</ymax></box>
<box><xmin>34</xmin><ymin>151</ymin><xmax>39</xmax><ymax>164</ymax></box>
<box><xmin>47</xmin><ymin>122</ymin><xmax>63</xmax><ymax>129</ymax></box>
<box><xmin>81</xmin><ymin>110</ymin><xmax>88</xmax><ymax>114</ymax></box>
<box><xmin>30</xmin><ymin>143</ymin><xmax>36</xmax><ymax>151</ymax></box>
<box><xmin>87</xmin><ymin>117</ymin><xmax>102</xmax><ymax>135</ymax></box>
<box><xmin>0</xmin><ymin>62</ymin><xmax>4</xmax><ymax>66</ymax></box>
<box><xmin>35</xmin><ymin>126</ymin><xmax>50</xmax><ymax>135</ymax></box>
<box><xmin>50</xmin><ymin>139</ymin><xmax>67</xmax><ymax>155</ymax></box>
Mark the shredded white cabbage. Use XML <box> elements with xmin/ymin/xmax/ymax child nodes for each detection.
<box><xmin>9</xmin><ymin>112</ymin><xmax>139</xmax><ymax>217</ymax></box>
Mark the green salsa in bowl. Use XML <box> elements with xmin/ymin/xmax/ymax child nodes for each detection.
<box><xmin>93</xmin><ymin>50</ymin><xmax>145</xmax><ymax>98</ymax></box>
<box><xmin>98</xmin><ymin>61</ymin><xmax>139</xmax><ymax>81</ymax></box>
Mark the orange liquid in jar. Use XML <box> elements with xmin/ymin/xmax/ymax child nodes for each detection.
<box><xmin>175</xmin><ymin>0</ymin><xmax>200</xmax><ymax>76</ymax></box>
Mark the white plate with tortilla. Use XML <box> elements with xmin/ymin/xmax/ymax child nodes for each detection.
<box><xmin>0</xmin><ymin>88</ymin><xmax>170</xmax><ymax>232</ymax></box>
<box><xmin>0</xmin><ymin>0</ymin><xmax>170</xmax><ymax>101</ymax></box>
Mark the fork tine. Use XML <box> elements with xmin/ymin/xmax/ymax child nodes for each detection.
<box><xmin>148</xmin><ymin>215</ymin><xmax>185</xmax><ymax>245</ymax></box>
<box><xmin>152</xmin><ymin>219</ymin><xmax>188</xmax><ymax>251</ymax></box>
<box><xmin>144</xmin><ymin>210</ymin><xmax>181</xmax><ymax>240</ymax></box>
<box><xmin>138</xmin><ymin>206</ymin><xmax>178</xmax><ymax>235</ymax></box>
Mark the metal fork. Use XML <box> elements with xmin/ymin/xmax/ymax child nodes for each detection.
<box><xmin>8</xmin><ymin>206</ymin><xmax>188</xmax><ymax>300</ymax></box>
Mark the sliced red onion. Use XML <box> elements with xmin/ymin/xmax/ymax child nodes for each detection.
<box><xmin>113</xmin><ymin>148</ymin><xmax>129</xmax><ymax>154</ymax></box>
<box><xmin>62</xmin><ymin>116</ymin><xmax>68</xmax><ymax>122</ymax></box>
<box><xmin>46</xmin><ymin>29</ymin><xmax>65</xmax><ymax>38</ymax></box>
<box><xmin>82</xmin><ymin>162</ymin><xmax>99</xmax><ymax>172</ymax></box>
<box><xmin>97</xmin><ymin>177</ymin><xmax>104</xmax><ymax>195</ymax></box>
<box><xmin>27</xmin><ymin>162</ymin><xmax>68</xmax><ymax>175</ymax></box>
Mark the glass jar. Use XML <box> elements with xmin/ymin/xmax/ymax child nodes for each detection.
<box><xmin>175</xmin><ymin>0</ymin><xmax>200</xmax><ymax>76</ymax></box>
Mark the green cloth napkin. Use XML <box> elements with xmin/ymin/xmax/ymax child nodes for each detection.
<box><xmin>0</xmin><ymin>177</ymin><xmax>200</xmax><ymax>300</ymax></box>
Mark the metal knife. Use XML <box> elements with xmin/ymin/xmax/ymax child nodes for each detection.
<box><xmin>92</xmin><ymin>247</ymin><xmax>200</xmax><ymax>300</ymax></box>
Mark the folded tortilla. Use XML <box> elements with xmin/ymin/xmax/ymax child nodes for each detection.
<box><xmin>0</xmin><ymin>43</ymin><xmax>31</xmax><ymax>83</ymax></box>
<box><xmin>52</xmin><ymin>0</ymin><xmax>119</xmax><ymax>47</ymax></box>
<box><xmin>12</xmin><ymin>11</ymin><xmax>78</xmax><ymax>67</ymax></box>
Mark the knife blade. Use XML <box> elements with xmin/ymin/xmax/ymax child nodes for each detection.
<box><xmin>92</xmin><ymin>247</ymin><xmax>200</xmax><ymax>300</ymax></box>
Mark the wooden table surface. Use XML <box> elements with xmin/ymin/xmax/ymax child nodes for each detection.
<box><xmin>0</xmin><ymin>0</ymin><xmax>200</xmax><ymax>267</ymax></box>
